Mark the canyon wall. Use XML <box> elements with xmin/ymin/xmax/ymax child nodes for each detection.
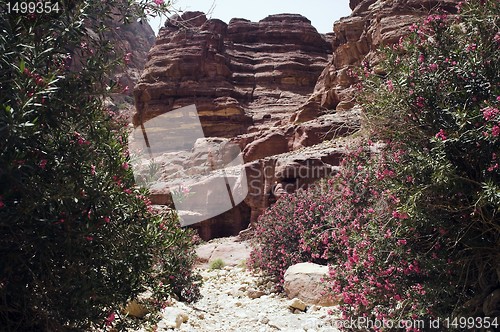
<box><xmin>133</xmin><ymin>0</ymin><xmax>459</xmax><ymax>240</ymax></box>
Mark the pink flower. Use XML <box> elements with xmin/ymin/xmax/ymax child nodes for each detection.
<box><xmin>392</xmin><ymin>210</ymin><xmax>409</xmax><ymax>219</ymax></box>
<box><xmin>104</xmin><ymin>216</ymin><xmax>110</xmax><ymax>223</ymax></box>
<box><xmin>397</xmin><ymin>239</ymin><xmax>407</xmax><ymax>246</ymax></box>
<box><xmin>154</xmin><ymin>0</ymin><xmax>164</xmax><ymax>5</ymax></box>
<box><xmin>416</xmin><ymin>96</ymin><xmax>425</xmax><ymax>108</ymax></box>
<box><xmin>39</xmin><ymin>159</ymin><xmax>47</xmax><ymax>169</ymax></box>
<box><xmin>105</xmin><ymin>312</ymin><xmax>115</xmax><ymax>326</ymax></box>
<box><xmin>123</xmin><ymin>52</ymin><xmax>131</xmax><ymax>65</ymax></box>
<box><xmin>466</xmin><ymin>43</ymin><xmax>477</xmax><ymax>52</ymax></box>
<box><xmin>492</xmin><ymin>125</ymin><xmax>500</xmax><ymax>137</ymax></box>
<box><xmin>435</xmin><ymin>129</ymin><xmax>447</xmax><ymax>140</ymax></box>
<box><xmin>386</xmin><ymin>80</ymin><xmax>394</xmax><ymax>92</ymax></box>
<box><xmin>121</xmin><ymin>162</ymin><xmax>129</xmax><ymax>170</ymax></box>
<box><xmin>91</xmin><ymin>165</ymin><xmax>96</xmax><ymax>176</ymax></box>
<box><xmin>487</xmin><ymin>163</ymin><xmax>498</xmax><ymax>172</ymax></box>
<box><xmin>0</xmin><ymin>200</ymin><xmax>4</xmax><ymax>209</ymax></box>
<box><xmin>482</xmin><ymin>107</ymin><xmax>499</xmax><ymax>121</ymax></box>
<box><xmin>494</xmin><ymin>32</ymin><xmax>500</xmax><ymax>46</ymax></box>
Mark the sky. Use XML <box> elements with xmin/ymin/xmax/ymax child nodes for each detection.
<box><xmin>148</xmin><ymin>0</ymin><xmax>352</xmax><ymax>35</ymax></box>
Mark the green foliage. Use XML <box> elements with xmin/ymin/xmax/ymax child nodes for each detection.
<box><xmin>0</xmin><ymin>1</ymin><xmax>199</xmax><ymax>331</ymax></box>
<box><xmin>251</xmin><ymin>0</ymin><xmax>499</xmax><ymax>329</ymax></box>
<box><xmin>362</xmin><ymin>0</ymin><xmax>499</xmax><ymax>317</ymax></box>
<box><xmin>209</xmin><ymin>258</ymin><xmax>226</xmax><ymax>270</ymax></box>
<box><xmin>249</xmin><ymin>182</ymin><xmax>337</xmax><ymax>286</ymax></box>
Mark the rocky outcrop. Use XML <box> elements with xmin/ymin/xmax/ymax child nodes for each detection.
<box><xmin>110</xmin><ymin>18</ymin><xmax>156</xmax><ymax>92</ymax></box>
<box><xmin>72</xmin><ymin>13</ymin><xmax>155</xmax><ymax>118</ymax></box>
<box><xmin>133</xmin><ymin>0</ymin><xmax>458</xmax><ymax>240</ymax></box>
<box><xmin>134</xmin><ymin>12</ymin><xmax>333</xmax><ymax>138</ymax></box>
<box><xmin>133</xmin><ymin>12</ymin><xmax>357</xmax><ymax>239</ymax></box>
<box><xmin>107</xmin><ymin>18</ymin><xmax>155</xmax><ymax>118</ymax></box>
<box><xmin>307</xmin><ymin>0</ymin><xmax>460</xmax><ymax>111</ymax></box>
<box><xmin>284</xmin><ymin>263</ymin><xmax>338</xmax><ymax>307</ymax></box>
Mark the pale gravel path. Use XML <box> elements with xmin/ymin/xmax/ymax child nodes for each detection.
<box><xmin>150</xmin><ymin>237</ymin><xmax>342</xmax><ymax>332</ymax></box>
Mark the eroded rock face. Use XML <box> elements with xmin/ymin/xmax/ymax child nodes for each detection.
<box><xmin>134</xmin><ymin>12</ymin><xmax>332</xmax><ymax>138</ymax></box>
<box><xmin>133</xmin><ymin>1</ymin><xmax>458</xmax><ymax>240</ymax></box>
<box><xmin>133</xmin><ymin>12</ymin><xmax>354</xmax><ymax>239</ymax></box>
<box><xmin>309</xmin><ymin>0</ymin><xmax>460</xmax><ymax>111</ymax></box>
<box><xmin>101</xmin><ymin>16</ymin><xmax>155</xmax><ymax>119</ymax></box>
<box><xmin>284</xmin><ymin>263</ymin><xmax>338</xmax><ymax>307</ymax></box>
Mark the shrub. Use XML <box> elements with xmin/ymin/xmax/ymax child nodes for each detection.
<box><xmin>0</xmin><ymin>1</ymin><xmax>199</xmax><ymax>331</ymax></box>
<box><xmin>251</xmin><ymin>0</ymin><xmax>499</xmax><ymax>330</ymax></box>
<box><xmin>209</xmin><ymin>258</ymin><xmax>226</xmax><ymax>270</ymax></box>
<box><xmin>249</xmin><ymin>181</ymin><xmax>337</xmax><ymax>287</ymax></box>
<box><xmin>359</xmin><ymin>0</ymin><xmax>499</xmax><ymax>321</ymax></box>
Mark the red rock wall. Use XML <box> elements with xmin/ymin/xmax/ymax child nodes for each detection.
<box><xmin>133</xmin><ymin>1</ymin><xmax>459</xmax><ymax>239</ymax></box>
<box><xmin>134</xmin><ymin>12</ymin><xmax>332</xmax><ymax>138</ymax></box>
<box><xmin>310</xmin><ymin>0</ymin><xmax>459</xmax><ymax>111</ymax></box>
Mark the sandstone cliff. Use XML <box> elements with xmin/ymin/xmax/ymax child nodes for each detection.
<box><xmin>309</xmin><ymin>0</ymin><xmax>459</xmax><ymax>111</ymax></box>
<box><xmin>108</xmin><ymin>17</ymin><xmax>156</xmax><ymax>117</ymax></box>
<box><xmin>133</xmin><ymin>0</ymin><xmax>459</xmax><ymax>240</ymax></box>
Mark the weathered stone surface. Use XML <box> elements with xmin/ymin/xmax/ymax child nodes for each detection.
<box><xmin>133</xmin><ymin>2</ymin><xmax>458</xmax><ymax>239</ymax></box>
<box><xmin>307</xmin><ymin>0</ymin><xmax>460</xmax><ymax>113</ymax></box>
<box><xmin>284</xmin><ymin>263</ymin><xmax>338</xmax><ymax>307</ymax></box>
<box><xmin>103</xmin><ymin>15</ymin><xmax>155</xmax><ymax>119</ymax></box>
<box><xmin>195</xmin><ymin>236</ymin><xmax>251</xmax><ymax>267</ymax></box>
<box><xmin>247</xmin><ymin>289</ymin><xmax>265</xmax><ymax>299</ymax></box>
<box><xmin>288</xmin><ymin>298</ymin><xmax>307</xmax><ymax>312</ymax></box>
<box><xmin>158</xmin><ymin>307</ymin><xmax>189</xmax><ymax>329</ymax></box>
<box><xmin>134</xmin><ymin>12</ymin><xmax>332</xmax><ymax>138</ymax></box>
<box><xmin>133</xmin><ymin>12</ymin><xmax>351</xmax><ymax>237</ymax></box>
<box><xmin>123</xmin><ymin>300</ymin><xmax>149</xmax><ymax>318</ymax></box>
<box><xmin>154</xmin><ymin>239</ymin><xmax>341</xmax><ymax>332</ymax></box>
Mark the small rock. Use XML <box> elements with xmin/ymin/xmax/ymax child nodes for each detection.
<box><xmin>261</xmin><ymin>317</ymin><xmax>270</xmax><ymax>324</ymax></box>
<box><xmin>284</xmin><ymin>262</ymin><xmax>338</xmax><ymax>306</ymax></box>
<box><xmin>123</xmin><ymin>300</ymin><xmax>149</xmax><ymax>318</ymax></box>
<box><xmin>159</xmin><ymin>308</ymin><xmax>188</xmax><ymax>329</ymax></box>
<box><xmin>288</xmin><ymin>298</ymin><xmax>307</xmax><ymax>311</ymax></box>
<box><xmin>247</xmin><ymin>289</ymin><xmax>265</xmax><ymax>299</ymax></box>
<box><xmin>293</xmin><ymin>308</ymin><xmax>303</xmax><ymax>314</ymax></box>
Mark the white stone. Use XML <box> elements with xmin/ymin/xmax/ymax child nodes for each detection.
<box><xmin>159</xmin><ymin>307</ymin><xmax>188</xmax><ymax>329</ymax></box>
<box><xmin>283</xmin><ymin>262</ymin><xmax>338</xmax><ymax>306</ymax></box>
<box><xmin>288</xmin><ymin>298</ymin><xmax>307</xmax><ymax>311</ymax></box>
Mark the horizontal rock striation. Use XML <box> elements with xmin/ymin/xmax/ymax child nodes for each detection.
<box><xmin>132</xmin><ymin>1</ymin><xmax>461</xmax><ymax>239</ymax></box>
<box><xmin>134</xmin><ymin>12</ymin><xmax>332</xmax><ymax>138</ymax></box>
<box><xmin>133</xmin><ymin>12</ymin><xmax>357</xmax><ymax>239</ymax></box>
<box><xmin>308</xmin><ymin>0</ymin><xmax>460</xmax><ymax>111</ymax></box>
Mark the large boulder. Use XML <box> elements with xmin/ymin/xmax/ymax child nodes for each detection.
<box><xmin>283</xmin><ymin>262</ymin><xmax>338</xmax><ymax>306</ymax></box>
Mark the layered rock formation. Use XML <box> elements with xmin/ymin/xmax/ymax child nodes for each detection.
<box><xmin>134</xmin><ymin>12</ymin><xmax>333</xmax><ymax>137</ymax></box>
<box><xmin>308</xmin><ymin>0</ymin><xmax>459</xmax><ymax>111</ymax></box>
<box><xmin>133</xmin><ymin>0</ymin><xmax>458</xmax><ymax>240</ymax></box>
<box><xmin>110</xmin><ymin>18</ymin><xmax>156</xmax><ymax>93</ymax></box>
<box><xmin>133</xmin><ymin>12</ymin><xmax>358</xmax><ymax>239</ymax></box>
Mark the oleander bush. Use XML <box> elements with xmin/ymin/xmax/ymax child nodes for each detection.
<box><xmin>249</xmin><ymin>181</ymin><xmax>336</xmax><ymax>286</ymax></box>
<box><xmin>356</xmin><ymin>0</ymin><xmax>499</xmax><ymax>323</ymax></box>
<box><xmin>0</xmin><ymin>1</ymin><xmax>200</xmax><ymax>331</ymax></box>
<box><xmin>251</xmin><ymin>0</ymin><xmax>499</xmax><ymax>330</ymax></box>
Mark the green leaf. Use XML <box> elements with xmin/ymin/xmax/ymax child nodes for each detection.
<box><xmin>19</xmin><ymin>59</ymin><xmax>25</xmax><ymax>73</ymax></box>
